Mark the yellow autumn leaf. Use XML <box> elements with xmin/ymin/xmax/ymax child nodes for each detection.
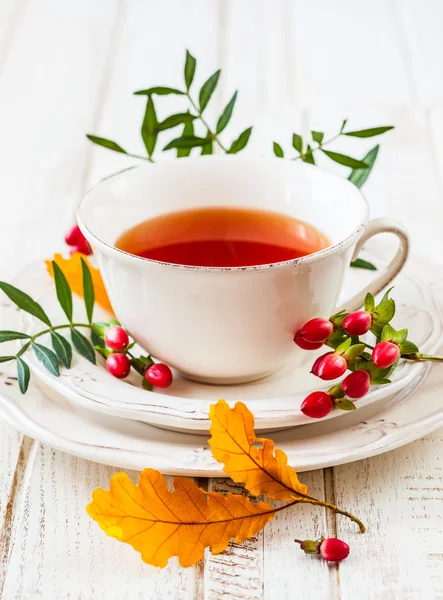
<box><xmin>87</xmin><ymin>469</ymin><xmax>277</xmax><ymax>568</ymax></box>
<box><xmin>46</xmin><ymin>253</ymin><xmax>114</xmax><ymax>315</ymax></box>
<box><xmin>209</xmin><ymin>399</ymin><xmax>308</xmax><ymax>501</ymax></box>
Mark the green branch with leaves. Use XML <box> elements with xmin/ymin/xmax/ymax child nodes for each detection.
<box><xmin>86</xmin><ymin>49</ymin><xmax>394</xmax><ymax>271</ymax></box>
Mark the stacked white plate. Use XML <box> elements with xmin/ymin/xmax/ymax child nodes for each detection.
<box><xmin>0</xmin><ymin>252</ymin><xmax>442</xmax><ymax>476</ymax></box>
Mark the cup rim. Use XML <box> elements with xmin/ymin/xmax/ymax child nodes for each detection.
<box><xmin>77</xmin><ymin>156</ymin><xmax>369</xmax><ymax>273</ymax></box>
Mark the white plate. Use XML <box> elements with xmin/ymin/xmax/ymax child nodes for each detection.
<box><xmin>16</xmin><ymin>253</ymin><xmax>443</xmax><ymax>433</ymax></box>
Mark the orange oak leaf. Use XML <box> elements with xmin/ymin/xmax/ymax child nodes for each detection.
<box><xmin>209</xmin><ymin>399</ymin><xmax>309</xmax><ymax>501</ymax></box>
<box><xmin>209</xmin><ymin>400</ymin><xmax>366</xmax><ymax>532</ymax></box>
<box><xmin>46</xmin><ymin>253</ymin><xmax>114</xmax><ymax>315</ymax></box>
<box><xmin>87</xmin><ymin>469</ymin><xmax>280</xmax><ymax>568</ymax></box>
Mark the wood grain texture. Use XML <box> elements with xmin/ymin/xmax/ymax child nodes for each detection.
<box><xmin>1</xmin><ymin>0</ymin><xmax>443</xmax><ymax>598</ymax></box>
<box><xmin>1</xmin><ymin>446</ymin><xmax>199</xmax><ymax>600</ymax></box>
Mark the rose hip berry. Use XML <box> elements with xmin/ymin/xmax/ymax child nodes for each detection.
<box><xmin>106</xmin><ymin>353</ymin><xmax>131</xmax><ymax>379</ymax></box>
<box><xmin>319</xmin><ymin>538</ymin><xmax>350</xmax><ymax>562</ymax></box>
<box><xmin>312</xmin><ymin>352</ymin><xmax>347</xmax><ymax>380</ymax></box>
<box><xmin>311</xmin><ymin>352</ymin><xmax>333</xmax><ymax>376</ymax></box>
<box><xmin>372</xmin><ymin>341</ymin><xmax>400</xmax><ymax>369</ymax></box>
<box><xmin>342</xmin><ymin>369</ymin><xmax>371</xmax><ymax>399</ymax></box>
<box><xmin>301</xmin><ymin>391</ymin><xmax>333</xmax><ymax>419</ymax></box>
<box><xmin>145</xmin><ymin>363</ymin><xmax>173</xmax><ymax>388</ymax></box>
<box><xmin>294</xmin><ymin>331</ymin><xmax>324</xmax><ymax>351</ymax></box>
<box><xmin>342</xmin><ymin>310</ymin><xmax>372</xmax><ymax>336</ymax></box>
<box><xmin>104</xmin><ymin>326</ymin><xmax>129</xmax><ymax>351</ymax></box>
<box><xmin>298</xmin><ymin>318</ymin><xmax>334</xmax><ymax>344</ymax></box>
<box><xmin>64</xmin><ymin>224</ymin><xmax>92</xmax><ymax>255</ymax></box>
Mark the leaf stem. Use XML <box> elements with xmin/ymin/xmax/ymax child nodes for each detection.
<box><xmin>293</xmin><ymin>132</ymin><xmax>342</xmax><ymax>162</ymax></box>
<box><xmin>126</xmin><ymin>152</ymin><xmax>155</xmax><ymax>163</ymax></box>
<box><xmin>296</xmin><ymin>496</ymin><xmax>366</xmax><ymax>533</ymax></box>
<box><xmin>185</xmin><ymin>92</ymin><xmax>228</xmax><ymax>152</ymax></box>
<box><xmin>403</xmin><ymin>353</ymin><xmax>443</xmax><ymax>362</ymax></box>
<box><xmin>15</xmin><ymin>322</ymin><xmax>91</xmax><ymax>359</ymax></box>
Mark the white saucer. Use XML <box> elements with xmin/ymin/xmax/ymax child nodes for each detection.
<box><xmin>16</xmin><ymin>253</ymin><xmax>443</xmax><ymax>433</ymax></box>
<box><xmin>1</xmin><ymin>253</ymin><xmax>442</xmax><ymax>475</ymax></box>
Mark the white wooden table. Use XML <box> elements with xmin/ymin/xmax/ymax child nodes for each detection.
<box><xmin>1</xmin><ymin>1</ymin><xmax>443</xmax><ymax>598</ymax></box>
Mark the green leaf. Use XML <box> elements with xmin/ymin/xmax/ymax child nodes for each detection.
<box><xmin>371</xmin><ymin>378</ymin><xmax>392</xmax><ymax>385</ymax></box>
<box><xmin>92</xmin><ymin>321</ymin><xmax>109</xmax><ymax>339</ymax></box>
<box><xmin>141</xmin><ymin>95</ymin><xmax>158</xmax><ymax>158</ymax></box>
<box><xmin>91</xmin><ymin>328</ymin><xmax>105</xmax><ymax>349</ymax></box>
<box><xmin>216</xmin><ymin>91</ymin><xmax>238</xmax><ymax>134</ymax></box>
<box><xmin>142</xmin><ymin>378</ymin><xmax>153</xmax><ymax>391</ymax></box>
<box><xmin>344</xmin><ymin>126</ymin><xmax>394</xmax><ymax>138</ymax></box>
<box><xmin>130</xmin><ymin>355</ymin><xmax>153</xmax><ymax>375</ymax></box>
<box><xmin>163</xmin><ymin>135</ymin><xmax>208</xmax><ymax>151</ymax></box>
<box><xmin>302</xmin><ymin>145</ymin><xmax>315</xmax><ymax>165</ymax></box>
<box><xmin>184</xmin><ymin>50</ymin><xmax>197</xmax><ymax>90</ymax></box>
<box><xmin>158</xmin><ymin>113</ymin><xmax>196</xmax><ymax>131</ymax></box>
<box><xmin>335</xmin><ymin>398</ymin><xmax>356</xmax><ymax>411</ymax></box>
<box><xmin>348</xmin><ymin>145</ymin><xmax>379</xmax><ymax>189</ymax></box>
<box><xmin>311</xmin><ymin>131</ymin><xmax>324</xmax><ymax>144</ymax></box>
<box><xmin>95</xmin><ymin>345</ymin><xmax>111</xmax><ymax>359</ymax></box>
<box><xmin>393</xmin><ymin>328</ymin><xmax>408</xmax><ymax>343</ymax></box>
<box><xmin>0</xmin><ymin>331</ymin><xmax>29</xmax><ymax>343</ymax></box>
<box><xmin>0</xmin><ymin>282</ymin><xmax>51</xmax><ymax>326</ymax></box>
<box><xmin>0</xmin><ymin>355</ymin><xmax>15</xmax><ymax>363</ymax></box>
<box><xmin>134</xmin><ymin>87</ymin><xmax>185</xmax><ymax>96</ymax></box>
<box><xmin>340</xmin><ymin>119</ymin><xmax>348</xmax><ymax>133</ymax></box>
<box><xmin>17</xmin><ymin>358</ymin><xmax>30</xmax><ymax>394</ymax></box>
<box><xmin>399</xmin><ymin>340</ymin><xmax>419</xmax><ymax>355</ymax></box>
<box><xmin>200</xmin><ymin>136</ymin><xmax>213</xmax><ymax>155</ymax></box>
<box><xmin>322</xmin><ymin>150</ymin><xmax>369</xmax><ymax>169</ymax></box>
<box><xmin>199</xmin><ymin>69</ymin><xmax>221</xmax><ymax>112</ymax></box>
<box><xmin>343</xmin><ymin>343</ymin><xmax>366</xmax><ymax>363</ymax></box>
<box><xmin>353</xmin><ymin>359</ymin><xmax>392</xmax><ymax>382</ymax></box>
<box><xmin>52</xmin><ymin>261</ymin><xmax>73</xmax><ymax>322</ymax></box>
<box><xmin>336</xmin><ymin>337</ymin><xmax>352</xmax><ymax>354</ymax></box>
<box><xmin>364</xmin><ymin>293</ymin><xmax>375</xmax><ymax>312</ymax></box>
<box><xmin>177</xmin><ymin>118</ymin><xmax>195</xmax><ymax>158</ymax></box>
<box><xmin>374</xmin><ymin>298</ymin><xmax>396</xmax><ymax>324</ymax></box>
<box><xmin>50</xmin><ymin>332</ymin><xmax>72</xmax><ymax>368</ymax></box>
<box><xmin>228</xmin><ymin>127</ymin><xmax>253</xmax><ymax>154</ymax></box>
<box><xmin>292</xmin><ymin>133</ymin><xmax>303</xmax><ymax>153</ymax></box>
<box><xmin>71</xmin><ymin>329</ymin><xmax>96</xmax><ymax>364</ymax></box>
<box><xmin>381</xmin><ymin>287</ymin><xmax>394</xmax><ymax>303</ymax></box>
<box><xmin>381</xmin><ymin>324</ymin><xmax>396</xmax><ymax>341</ymax></box>
<box><xmin>328</xmin><ymin>383</ymin><xmax>345</xmax><ymax>400</ymax></box>
<box><xmin>350</xmin><ymin>258</ymin><xmax>377</xmax><ymax>271</ymax></box>
<box><xmin>81</xmin><ymin>257</ymin><xmax>95</xmax><ymax>323</ymax></box>
<box><xmin>32</xmin><ymin>343</ymin><xmax>59</xmax><ymax>377</ymax></box>
<box><xmin>86</xmin><ymin>135</ymin><xmax>127</xmax><ymax>155</ymax></box>
<box><xmin>273</xmin><ymin>142</ymin><xmax>284</xmax><ymax>158</ymax></box>
<box><xmin>325</xmin><ymin>329</ymin><xmax>349</xmax><ymax>349</ymax></box>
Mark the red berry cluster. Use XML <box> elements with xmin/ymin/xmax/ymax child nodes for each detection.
<box><xmin>294</xmin><ymin>289</ymin><xmax>418</xmax><ymax>419</ymax></box>
<box><xmin>65</xmin><ymin>224</ymin><xmax>92</xmax><ymax>256</ymax></box>
<box><xmin>93</xmin><ymin>320</ymin><xmax>173</xmax><ymax>389</ymax></box>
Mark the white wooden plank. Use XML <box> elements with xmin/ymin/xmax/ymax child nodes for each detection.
<box><xmin>334</xmin><ymin>429</ymin><xmax>443</xmax><ymax>599</ymax></box>
<box><xmin>263</xmin><ymin>470</ymin><xmax>333</xmax><ymax>600</ymax></box>
<box><xmin>394</xmin><ymin>0</ymin><xmax>443</xmax><ymax>105</ymax></box>
<box><xmin>291</xmin><ymin>0</ymin><xmax>413</xmax><ymax>106</ymax></box>
<box><xmin>86</xmin><ymin>0</ymin><xmax>223</xmax><ymax>185</ymax></box>
<box><xmin>221</xmin><ymin>0</ymin><xmax>302</xmax><ymax>154</ymax></box>
<box><xmin>0</xmin><ymin>425</ymin><xmax>24</xmax><ymax>591</ymax></box>
<box><xmin>203</xmin><ymin>479</ymin><xmax>265</xmax><ymax>600</ymax></box>
<box><xmin>0</xmin><ymin>0</ymin><xmax>28</xmax><ymax>71</ymax></box>
<box><xmin>0</xmin><ymin>0</ymin><xmax>121</xmax><ymax>279</ymax></box>
<box><xmin>1</xmin><ymin>444</ymin><xmax>199</xmax><ymax>600</ymax></box>
<box><xmin>304</xmin><ymin>106</ymin><xmax>443</xmax><ymax>257</ymax></box>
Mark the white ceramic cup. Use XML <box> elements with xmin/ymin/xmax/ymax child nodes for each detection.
<box><xmin>77</xmin><ymin>156</ymin><xmax>409</xmax><ymax>384</ymax></box>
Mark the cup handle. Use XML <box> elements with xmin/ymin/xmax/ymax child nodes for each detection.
<box><xmin>335</xmin><ymin>217</ymin><xmax>409</xmax><ymax>313</ymax></box>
